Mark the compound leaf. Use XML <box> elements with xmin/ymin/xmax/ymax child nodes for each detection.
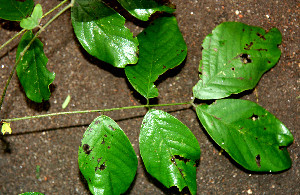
<box><xmin>139</xmin><ymin>109</ymin><xmax>200</xmax><ymax>195</ymax></box>
<box><xmin>196</xmin><ymin>99</ymin><xmax>294</xmax><ymax>172</ymax></box>
<box><xmin>125</xmin><ymin>16</ymin><xmax>187</xmax><ymax>99</ymax></box>
<box><xmin>20</xmin><ymin>4</ymin><xmax>43</xmax><ymax>30</ymax></box>
<box><xmin>71</xmin><ymin>0</ymin><xmax>138</xmax><ymax>68</ymax></box>
<box><xmin>0</xmin><ymin>0</ymin><xmax>34</xmax><ymax>21</ymax></box>
<box><xmin>193</xmin><ymin>22</ymin><xmax>282</xmax><ymax>100</ymax></box>
<box><xmin>79</xmin><ymin>115</ymin><xmax>138</xmax><ymax>195</ymax></box>
<box><xmin>16</xmin><ymin>31</ymin><xmax>55</xmax><ymax>103</ymax></box>
<box><xmin>117</xmin><ymin>0</ymin><xmax>174</xmax><ymax>21</ymax></box>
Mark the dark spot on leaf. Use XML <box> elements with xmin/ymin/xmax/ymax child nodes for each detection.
<box><xmin>83</xmin><ymin>144</ymin><xmax>92</xmax><ymax>155</ymax></box>
<box><xmin>133</xmin><ymin>77</ymin><xmax>136</xmax><ymax>79</ymax></box>
<box><xmin>256</xmin><ymin>155</ymin><xmax>261</xmax><ymax>167</ymax></box>
<box><xmin>249</xmin><ymin>77</ymin><xmax>252</xmax><ymax>80</ymax></box>
<box><xmin>279</xmin><ymin>146</ymin><xmax>285</xmax><ymax>150</ymax></box>
<box><xmin>268</xmin><ymin>61</ymin><xmax>271</xmax><ymax>64</ymax></box>
<box><xmin>242</xmin><ymin>28</ymin><xmax>245</xmax><ymax>32</ymax></box>
<box><xmin>108</xmin><ymin>146</ymin><xmax>111</xmax><ymax>149</ymax></box>
<box><xmin>250</xmin><ymin>114</ymin><xmax>259</xmax><ymax>121</ymax></box>
<box><xmin>263</xmin><ymin>127</ymin><xmax>267</xmax><ymax>130</ymax></box>
<box><xmin>174</xmin><ymin>155</ymin><xmax>190</xmax><ymax>164</ymax></box>
<box><xmin>143</xmin><ymin>31</ymin><xmax>147</xmax><ymax>35</ymax></box>
<box><xmin>255</xmin><ymin>48</ymin><xmax>268</xmax><ymax>52</ymax></box>
<box><xmin>237</xmin><ymin>77</ymin><xmax>244</xmax><ymax>80</ymax></box>
<box><xmin>97</xmin><ymin>157</ymin><xmax>102</xmax><ymax>163</ymax></box>
<box><xmin>244</xmin><ymin>42</ymin><xmax>253</xmax><ymax>50</ymax></box>
<box><xmin>181</xmin><ymin>49</ymin><xmax>184</xmax><ymax>52</ymax></box>
<box><xmin>108</xmin><ymin>125</ymin><xmax>115</xmax><ymax>131</ymax></box>
<box><xmin>101</xmin><ymin>138</ymin><xmax>105</xmax><ymax>144</ymax></box>
<box><xmin>95</xmin><ymin>162</ymin><xmax>106</xmax><ymax>171</ymax></box>
<box><xmin>163</xmin><ymin>65</ymin><xmax>166</xmax><ymax>69</ymax></box>
<box><xmin>104</xmin><ymin>134</ymin><xmax>107</xmax><ymax>137</ymax></box>
<box><xmin>256</xmin><ymin>32</ymin><xmax>266</xmax><ymax>40</ymax></box>
<box><xmin>213</xmin><ymin>115</ymin><xmax>221</xmax><ymax>120</ymax></box>
<box><xmin>240</xmin><ymin>53</ymin><xmax>252</xmax><ymax>64</ymax></box>
<box><xmin>231</xmin><ymin>67</ymin><xmax>235</xmax><ymax>71</ymax></box>
<box><xmin>255</xmin><ymin>137</ymin><xmax>258</xmax><ymax>140</ymax></box>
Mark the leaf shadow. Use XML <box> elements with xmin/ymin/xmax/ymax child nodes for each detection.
<box><xmin>0</xmin><ymin>19</ymin><xmax>22</xmax><ymax>31</ymax></box>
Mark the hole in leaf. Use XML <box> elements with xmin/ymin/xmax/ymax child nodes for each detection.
<box><xmin>108</xmin><ymin>125</ymin><xmax>115</xmax><ymax>131</ymax></box>
<box><xmin>244</xmin><ymin>42</ymin><xmax>253</xmax><ymax>50</ymax></box>
<box><xmin>101</xmin><ymin>138</ymin><xmax>105</xmax><ymax>144</ymax></box>
<box><xmin>250</xmin><ymin>114</ymin><xmax>259</xmax><ymax>121</ymax></box>
<box><xmin>240</xmin><ymin>53</ymin><xmax>252</xmax><ymax>64</ymax></box>
<box><xmin>264</xmin><ymin>127</ymin><xmax>267</xmax><ymax>130</ymax></box>
<box><xmin>256</xmin><ymin>32</ymin><xmax>266</xmax><ymax>40</ymax></box>
<box><xmin>82</xmin><ymin>144</ymin><xmax>92</xmax><ymax>155</ymax></box>
<box><xmin>231</xmin><ymin>67</ymin><xmax>235</xmax><ymax>71</ymax></box>
<box><xmin>174</xmin><ymin>155</ymin><xmax>190</xmax><ymax>164</ymax></box>
<box><xmin>268</xmin><ymin>60</ymin><xmax>271</xmax><ymax>64</ymax></box>
<box><xmin>256</xmin><ymin>155</ymin><xmax>261</xmax><ymax>167</ymax></box>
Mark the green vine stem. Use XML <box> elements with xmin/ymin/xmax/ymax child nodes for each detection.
<box><xmin>2</xmin><ymin>102</ymin><xmax>192</xmax><ymax>122</ymax></box>
<box><xmin>0</xmin><ymin>0</ymin><xmax>74</xmax><ymax>112</ymax></box>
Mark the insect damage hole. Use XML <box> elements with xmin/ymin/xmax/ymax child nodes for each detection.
<box><xmin>250</xmin><ymin>114</ymin><xmax>259</xmax><ymax>121</ymax></box>
<box><xmin>256</xmin><ymin>155</ymin><xmax>261</xmax><ymax>168</ymax></box>
<box><xmin>82</xmin><ymin>144</ymin><xmax>92</xmax><ymax>155</ymax></box>
<box><xmin>95</xmin><ymin>162</ymin><xmax>106</xmax><ymax>172</ymax></box>
<box><xmin>108</xmin><ymin>125</ymin><xmax>115</xmax><ymax>131</ymax></box>
<box><xmin>240</xmin><ymin>53</ymin><xmax>252</xmax><ymax>64</ymax></box>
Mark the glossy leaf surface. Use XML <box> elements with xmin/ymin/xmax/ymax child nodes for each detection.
<box><xmin>125</xmin><ymin>16</ymin><xmax>187</xmax><ymax>99</ymax></box>
<box><xmin>71</xmin><ymin>0</ymin><xmax>138</xmax><ymax>68</ymax></box>
<box><xmin>16</xmin><ymin>31</ymin><xmax>55</xmax><ymax>103</ymax></box>
<box><xmin>20</xmin><ymin>4</ymin><xmax>43</xmax><ymax>30</ymax></box>
<box><xmin>139</xmin><ymin>109</ymin><xmax>200</xmax><ymax>194</ymax></box>
<box><xmin>196</xmin><ymin>99</ymin><xmax>294</xmax><ymax>172</ymax></box>
<box><xmin>0</xmin><ymin>0</ymin><xmax>34</xmax><ymax>21</ymax></box>
<box><xmin>78</xmin><ymin>115</ymin><xmax>138</xmax><ymax>195</ymax></box>
<box><xmin>117</xmin><ymin>0</ymin><xmax>174</xmax><ymax>21</ymax></box>
<box><xmin>193</xmin><ymin>22</ymin><xmax>282</xmax><ymax>99</ymax></box>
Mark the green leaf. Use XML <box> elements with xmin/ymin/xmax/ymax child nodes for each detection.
<box><xmin>193</xmin><ymin>22</ymin><xmax>282</xmax><ymax>100</ymax></box>
<box><xmin>20</xmin><ymin>4</ymin><xmax>43</xmax><ymax>30</ymax></box>
<box><xmin>117</xmin><ymin>0</ymin><xmax>174</xmax><ymax>21</ymax></box>
<box><xmin>19</xmin><ymin>193</ymin><xmax>44</xmax><ymax>195</ymax></box>
<box><xmin>71</xmin><ymin>0</ymin><xmax>138</xmax><ymax>68</ymax></box>
<box><xmin>125</xmin><ymin>16</ymin><xmax>187</xmax><ymax>99</ymax></box>
<box><xmin>16</xmin><ymin>31</ymin><xmax>55</xmax><ymax>103</ymax></box>
<box><xmin>139</xmin><ymin>109</ymin><xmax>200</xmax><ymax>195</ymax></box>
<box><xmin>196</xmin><ymin>99</ymin><xmax>294</xmax><ymax>172</ymax></box>
<box><xmin>78</xmin><ymin>115</ymin><xmax>138</xmax><ymax>195</ymax></box>
<box><xmin>0</xmin><ymin>0</ymin><xmax>34</xmax><ymax>21</ymax></box>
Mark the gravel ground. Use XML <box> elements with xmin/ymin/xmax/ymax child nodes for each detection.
<box><xmin>0</xmin><ymin>0</ymin><xmax>299</xmax><ymax>194</ymax></box>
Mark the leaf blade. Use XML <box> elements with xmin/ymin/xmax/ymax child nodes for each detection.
<box><xmin>117</xmin><ymin>0</ymin><xmax>174</xmax><ymax>21</ymax></box>
<box><xmin>78</xmin><ymin>115</ymin><xmax>138</xmax><ymax>195</ymax></box>
<box><xmin>20</xmin><ymin>4</ymin><xmax>43</xmax><ymax>30</ymax></box>
<box><xmin>0</xmin><ymin>0</ymin><xmax>34</xmax><ymax>21</ymax></box>
<box><xmin>16</xmin><ymin>31</ymin><xmax>55</xmax><ymax>103</ymax></box>
<box><xmin>71</xmin><ymin>0</ymin><xmax>138</xmax><ymax>68</ymax></box>
<box><xmin>193</xmin><ymin>22</ymin><xmax>282</xmax><ymax>99</ymax></box>
<box><xmin>125</xmin><ymin>16</ymin><xmax>187</xmax><ymax>99</ymax></box>
<box><xmin>196</xmin><ymin>99</ymin><xmax>294</xmax><ymax>172</ymax></box>
<box><xmin>139</xmin><ymin>109</ymin><xmax>200</xmax><ymax>194</ymax></box>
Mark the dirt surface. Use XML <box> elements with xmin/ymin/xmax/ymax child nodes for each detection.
<box><xmin>0</xmin><ymin>0</ymin><xmax>299</xmax><ymax>194</ymax></box>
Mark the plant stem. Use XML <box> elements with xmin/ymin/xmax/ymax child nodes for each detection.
<box><xmin>0</xmin><ymin>1</ymin><xmax>73</xmax><ymax>112</ymax></box>
<box><xmin>2</xmin><ymin>102</ymin><xmax>191</xmax><ymax>122</ymax></box>
<box><xmin>0</xmin><ymin>29</ymin><xmax>27</xmax><ymax>51</ymax></box>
